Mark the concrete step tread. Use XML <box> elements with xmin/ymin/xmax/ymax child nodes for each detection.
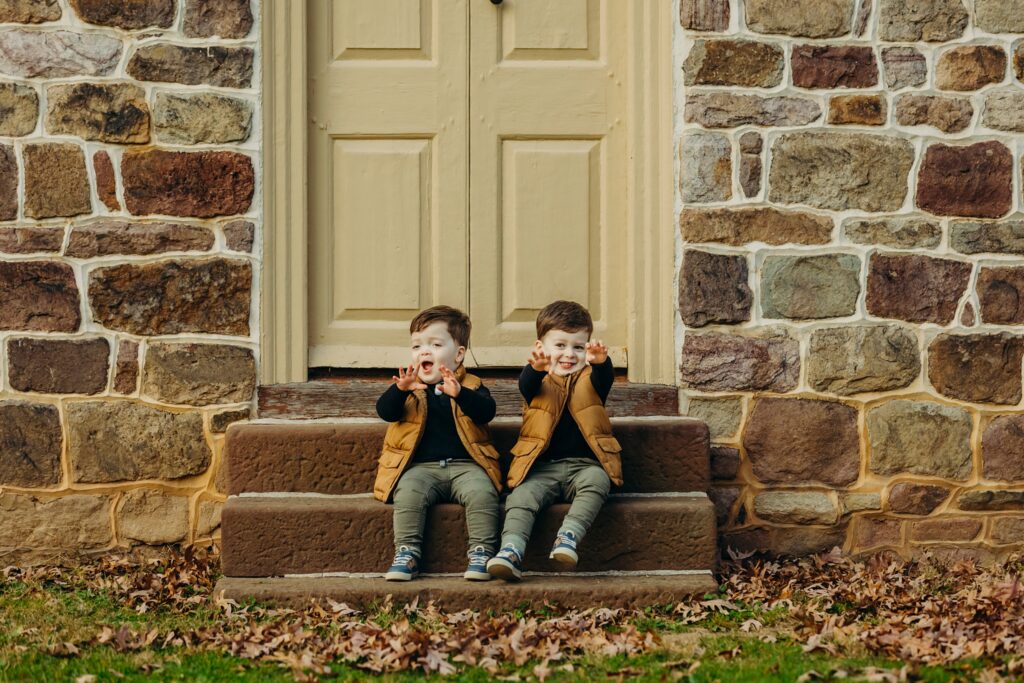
<box><xmin>214</xmin><ymin>573</ymin><xmax>719</xmax><ymax>610</ymax></box>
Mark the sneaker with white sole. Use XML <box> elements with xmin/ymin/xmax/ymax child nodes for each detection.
<box><xmin>464</xmin><ymin>545</ymin><xmax>493</xmax><ymax>581</ymax></box>
<box><xmin>486</xmin><ymin>544</ymin><xmax>523</xmax><ymax>582</ymax></box>
<box><xmin>384</xmin><ymin>545</ymin><xmax>419</xmax><ymax>581</ymax></box>
<box><xmin>549</xmin><ymin>530</ymin><xmax>578</xmax><ymax>568</ymax></box>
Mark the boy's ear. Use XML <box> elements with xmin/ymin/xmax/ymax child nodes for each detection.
<box><xmin>455</xmin><ymin>345</ymin><xmax>466</xmax><ymax>365</ymax></box>
<box><xmin>533</xmin><ymin>339</ymin><xmax>544</xmax><ymax>352</ymax></box>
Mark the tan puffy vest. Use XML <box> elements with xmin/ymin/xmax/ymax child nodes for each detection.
<box><xmin>374</xmin><ymin>368</ymin><xmax>502</xmax><ymax>502</ymax></box>
<box><xmin>507</xmin><ymin>365</ymin><xmax>623</xmax><ymax>488</ymax></box>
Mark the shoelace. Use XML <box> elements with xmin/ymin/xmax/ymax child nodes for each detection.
<box><xmin>467</xmin><ymin>546</ymin><xmax>490</xmax><ymax>564</ymax></box>
<box><xmin>555</xmin><ymin>533</ymin><xmax>576</xmax><ymax>548</ymax></box>
<box><xmin>392</xmin><ymin>545</ymin><xmax>416</xmax><ymax>564</ymax></box>
<box><xmin>497</xmin><ymin>546</ymin><xmax>522</xmax><ymax>563</ymax></box>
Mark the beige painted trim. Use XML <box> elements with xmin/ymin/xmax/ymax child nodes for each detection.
<box><xmin>261</xmin><ymin>0</ymin><xmax>676</xmax><ymax>385</ymax></box>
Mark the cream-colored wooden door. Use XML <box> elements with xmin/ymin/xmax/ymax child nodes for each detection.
<box><xmin>307</xmin><ymin>0</ymin><xmax>628</xmax><ymax>368</ymax></box>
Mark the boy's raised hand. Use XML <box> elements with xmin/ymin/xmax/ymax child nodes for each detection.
<box><xmin>437</xmin><ymin>364</ymin><xmax>462</xmax><ymax>398</ymax></box>
<box><xmin>394</xmin><ymin>363</ymin><xmax>427</xmax><ymax>391</ymax></box>
<box><xmin>586</xmin><ymin>339</ymin><xmax>609</xmax><ymax>365</ymax></box>
<box><xmin>528</xmin><ymin>344</ymin><xmax>552</xmax><ymax>372</ymax></box>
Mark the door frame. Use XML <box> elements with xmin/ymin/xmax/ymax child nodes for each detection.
<box><xmin>260</xmin><ymin>0</ymin><xmax>676</xmax><ymax>385</ymax></box>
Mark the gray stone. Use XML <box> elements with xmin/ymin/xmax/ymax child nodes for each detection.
<box><xmin>982</xmin><ymin>89</ymin><xmax>1024</xmax><ymax>132</ymax></box>
<box><xmin>683</xmin><ymin>40</ymin><xmax>784</xmax><ymax>87</ymax></box>
<box><xmin>681</xmin><ymin>330</ymin><xmax>800</xmax><ymax>392</ymax></box>
<box><xmin>868</xmin><ymin>400</ymin><xmax>973</xmax><ymax>480</ymax></box>
<box><xmin>681</xmin><ymin>132</ymin><xmax>731</xmax><ymax>203</ymax></box>
<box><xmin>222</xmin><ymin>220</ymin><xmax>254</xmax><ymax>253</ymax></box>
<box><xmin>184</xmin><ymin>0</ymin><xmax>253</xmax><ymax>38</ymax></box>
<box><xmin>0</xmin><ymin>494</ymin><xmax>111</xmax><ymax>550</ymax></box>
<box><xmin>975</xmin><ymin>0</ymin><xmax>1024</xmax><ymax>33</ymax></box>
<box><xmin>679</xmin><ymin>250</ymin><xmax>752</xmax><ymax>327</ymax></box>
<box><xmin>0</xmin><ymin>82</ymin><xmax>37</xmax><ymax>136</ymax></box>
<box><xmin>142</xmin><ymin>343</ymin><xmax>255</xmax><ymax>407</ymax></box>
<box><xmin>0</xmin><ymin>401</ymin><xmax>61</xmax><ymax>487</ymax></box>
<box><xmin>755</xmin><ymin>491</ymin><xmax>838</xmax><ymax>525</ymax></box>
<box><xmin>67</xmin><ymin>401</ymin><xmax>211</xmax><ymax>484</ymax></box>
<box><xmin>686</xmin><ymin>397</ymin><xmax>743</xmax><ymax>441</ymax></box>
<box><xmin>951</xmin><ymin>219</ymin><xmax>1024</xmax><ymax>255</ymax></box>
<box><xmin>956</xmin><ymin>490</ymin><xmax>1024</xmax><ymax>511</ymax></box>
<box><xmin>878</xmin><ymin>0</ymin><xmax>968</xmax><ymax>42</ymax></box>
<box><xmin>685</xmin><ymin>92</ymin><xmax>822</xmax><ymax>128</ymax></box>
<box><xmin>761</xmin><ymin>255</ymin><xmax>861</xmax><ymax>320</ymax></box>
<box><xmin>807</xmin><ymin>325</ymin><xmax>920</xmax><ymax>396</ymax></box>
<box><xmin>895</xmin><ymin>94</ymin><xmax>973</xmax><ymax>133</ymax></box>
<box><xmin>196</xmin><ymin>499</ymin><xmax>223</xmax><ymax>537</ymax></box>
<box><xmin>745</xmin><ymin>0</ymin><xmax>854</xmax><ymax>37</ymax></box>
<box><xmin>769</xmin><ymin>132</ymin><xmax>914</xmax><ymax>212</ymax></box>
<box><xmin>154</xmin><ymin>92</ymin><xmax>252</xmax><ymax>145</ymax></box>
<box><xmin>842</xmin><ymin>493</ymin><xmax>882</xmax><ymax>514</ymax></box>
<box><xmin>45</xmin><ymin>82</ymin><xmax>149</xmax><ymax>144</ymax></box>
<box><xmin>990</xmin><ymin>517</ymin><xmax>1024</xmax><ymax>544</ymax></box>
<box><xmin>882</xmin><ymin>47</ymin><xmax>928</xmax><ymax>89</ymax></box>
<box><xmin>0</xmin><ymin>29</ymin><xmax>121</xmax><ymax>78</ymax></box>
<box><xmin>0</xmin><ymin>0</ymin><xmax>60</xmax><ymax>23</ymax></box>
<box><xmin>116</xmin><ymin>489</ymin><xmax>189</xmax><ymax>545</ymax></box>
<box><xmin>843</xmin><ymin>216</ymin><xmax>942</xmax><ymax>249</ymax></box>
<box><xmin>127</xmin><ymin>44</ymin><xmax>253</xmax><ymax>88</ymax></box>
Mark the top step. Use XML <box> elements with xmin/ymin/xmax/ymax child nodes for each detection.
<box><xmin>226</xmin><ymin>417</ymin><xmax>710</xmax><ymax>496</ymax></box>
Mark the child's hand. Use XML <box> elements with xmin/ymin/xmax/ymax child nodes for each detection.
<box><xmin>393</xmin><ymin>363</ymin><xmax>427</xmax><ymax>391</ymax></box>
<box><xmin>528</xmin><ymin>345</ymin><xmax>552</xmax><ymax>372</ymax></box>
<box><xmin>586</xmin><ymin>340</ymin><xmax>608</xmax><ymax>365</ymax></box>
<box><xmin>438</xmin><ymin>364</ymin><xmax>461</xmax><ymax>398</ymax></box>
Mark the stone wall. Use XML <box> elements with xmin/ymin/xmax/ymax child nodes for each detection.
<box><xmin>678</xmin><ymin>0</ymin><xmax>1024</xmax><ymax>560</ymax></box>
<box><xmin>0</xmin><ymin>0</ymin><xmax>257</xmax><ymax>561</ymax></box>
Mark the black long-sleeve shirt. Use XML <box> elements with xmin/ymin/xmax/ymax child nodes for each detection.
<box><xmin>376</xmin><ymin>382</ymin><xmax>496</xmax><ymax>462</ymax></box>
<box><xmin>519</xmin><ymin>359</ymin><xmax>614</xmax><ymax>462</ymax></box>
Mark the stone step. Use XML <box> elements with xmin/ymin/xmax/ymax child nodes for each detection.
<box><xmin>221</xmin><ymin>494</ymin><xmax>716</xmax><ymax>577</ymax></box>
<box><xmin>226</xmin><ymin>417</ymin><xmax>710</xmax><ymax>496</ymax></box>
<box><xmin>214</xmin><ymin>573</ymin><xmax>718</xmax><ymax>611</ymax></box>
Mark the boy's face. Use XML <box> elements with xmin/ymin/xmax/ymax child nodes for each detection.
<box><xmin>538</xmin><ymin>328</ymin><xmax>590</xmax><ymax>376</ymax></box>
<box><xmin>410</xmin><ymin>321</ymin><xmax>465</xmax><ymax>384</ymax></box>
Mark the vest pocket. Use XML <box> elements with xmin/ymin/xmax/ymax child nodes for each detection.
<box><xmin>379</xmin><ymin>448</ymin><xmax>406</xmax><ymax>468</ymax></box>
<box><xmin>596</xmin><ymin>436</ymin><xmax>622</xmax><ymax>454</ymax></box>
<box><xmin>510</xmin><ymin>438</ymin><xmax>543</xmax><ymax>458</ymax></box>
<box><xmin>478</xmin><ymin>443</ymin><xmax>501</xmax><ymax>460</ymax></box>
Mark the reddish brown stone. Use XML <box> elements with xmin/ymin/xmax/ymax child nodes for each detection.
<box><xmin>909</xmin><ymin>518</ymin><xmax>982</xmax><ymax>542</ymax></box>
<box><xmin>680</xmin><ymin>0</ymin><xmax>729</xmax><ymax>31</ymax></box>
<box><xmin>887</xmin><ymin>482</ymin><xmax>950</xmax><ymax>515</ymax></box>
<box><xmin>866</xmin><ymin>253</ymin><xmax>972</xmax><ymax>324</ymax></box>
<box><xmin>0</xmin><ymin>401</ymin><xmax>61</xmax><ymax>487</ymax></box>
<box><xmin>0</xmin><ymin>261</ymin><xmax>79</xmax><ymax>332</ymax></box>
<box><xmin>724</xmin><ymin>524</ymin><xmax>848</xmax><ymax>559</ymax></box>
<box><xmin>917</xmin><ymin>142</ymin><xmax>1013</xmax><ymax>219</ymax></box>
<box><xmin>936</xmin><ymin>45</ymin><xmax>1007</xmax><ymax>91</ymax></box>
<box><xmin>0</xmin><ymin>226</ymin><xmax>62</xmax><ymax>254</ymax></box>
<box><xmin>680</xmin><ymin>207</ymin><xmax>832</xmax><ymax>246</ymax></box>
<box><xmin>184</xmin><ymin>0</ymin><xmax>253</xmax><ymax>38</ymax></box>
<box><xmin>679</xmin><ymin>250</ymin><xmax>752</xmax><ymax>328</ymax></box>
<box><xmin>23</xmin><ymin>142</ymin><xmax>90</xmax><ymax>219</ymax></box>
<box><xmin>681</xmin><ymin>331</ymin><xmax>800</xmax><ymax>392</ymax></box>
<box><xmin>70</xmin><ymin>0</ymin><xmax>174</xmax><ymax>29</ymax></box>
<box><xmin>122</xmin><ymin>150</ymin><xmax>254</xmax><ymax>218</ymax></box>
<box><xmin>961</xmin><ymin>302</ymin><xmax>976</xmax><ymax>326</ymax></box>
<box><xmin>711</xmin><ymin>446</ymin><xmax>740</xmax><ymax>480</ymax></box>
<box><xmin>113</xmin><ymin>340</ymin><xmax>138</xmax><ymax>395</ymax></box>
<box><xmin>792</xmin><ymin>45</ymin><xmax>878</xmax><ymax>89</ymax></box>
<box><xmin>977</xmin><ymin>266</ymin><xmax>1024</xmax><ymax>325</ymax></box>
<box><xmin>710</xmin><ymin>487</ymin><xmax>741</xmax><ymax>527</ymax></box>
<box><xmin>0</xmin><ymin>144</ymin><xmax>16</xmax><ymax>221</ymax></box>
<box><xmin>928</xmin><ymin>333</ymin><xmax>1024</xmax><ymax>405</ymax></box>
<box><xmin>8</xmin><ymin>337</ymin><xmax>108</xmax><ymax>395</ymax></box>
<box><xmin>222</xmin><ymin>219</ymin><xmax>254</xmax><ymax>252</ymax></box>
<box><xmin>1016</xmin><ymin>42</ymin><xmax>1024</xmax><ymax>83</ymax></box>
<box><xmin>895</xmin><ymin>94</ymin><xmax>973</xmax><ymax>133</ymax></box>
<box><xmin>66</xmin><ymin>220</ymin><xmax>215</xmax><ymax>258</ymax></box>
<box><xmin>89</xmin><ymin>259</ymin><xmax>251</xmax><ymax>336</ymax></box>
<box><xmin>983</xmin><ymin>415</ymin><xmax>1024</xmax><ymax>482</ymax></box>
<box><xmin>828</xmin><ymin>94</ymin><xmax>886</xmax><ymax>125</ymax></box>
<box><xmin>854</xmin><ymin>517</ymin><xmax>902</xmax><ymax>549</ymax></box>
<box><xmin>127</xmin><ymin>44</ymin><xmax>253</xmax><ymax>88</ymax></box>
<box><xmin>743</xmin><ymin>397</ymin><xmax>860</xmax><ymax>487</ymax></box>
<box><xmin>92</xmin><ymin>151</ymin><xmax>119</xmax><ymax>211</ymax></box>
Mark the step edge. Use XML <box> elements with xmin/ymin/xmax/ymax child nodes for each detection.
<box><xmin>233</xmin><ymin>415</ymin><xmax>705</xmax><ymax>428</ymax></box>
<box><xmin>277</xmin><ymin>569</ymin><xmax>715</xmax><ymax>579</ymax></box>
<box><xmin>230</xmin><ymin>491</ymin><xmax>710</xmax><ymax>501</ymax></box>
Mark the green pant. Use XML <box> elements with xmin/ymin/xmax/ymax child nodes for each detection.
<box><xmin>391</xmin><ymin>460</ymin><xmax>499</xmax><ymax>557</ymax></box>
<box><xmin>500</xmin><ymin>458</ymin><xmax>611</xmax><ymax>554</ymax></box>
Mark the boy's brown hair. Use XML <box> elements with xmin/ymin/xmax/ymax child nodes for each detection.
<box><xmin>535</xmin><ymin>300</ymin><xmax>593</xmax><ymax>340</ymax></box>
<box><xmin>410</xmin><ymin>305</ymin><xmax>471</xmax><ymax>348</ymax></box>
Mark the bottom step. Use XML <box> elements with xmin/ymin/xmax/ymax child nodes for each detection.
<box><xmin>214</xmin><ymin>573</ymin><xmax>718</xmax><ymax>611</ymax></box>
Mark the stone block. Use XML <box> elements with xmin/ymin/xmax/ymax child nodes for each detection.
<box><xmin>113</xmin><ymin>340</ymin><xmax>138</xmax><ymax>395</ymax></box>
<box><xmin>761</xmin><ymin>254</ymin><xmax>860</xmax><ymax>319</ymax></box>
<box><xmin>975</xmin><ymin>0</ymin><xmax>1024</xmax><ymax>33</ymax></box>
<box><xmin>680</xmin><ymin>207</ymin><xmax>832</xmax><ymax>246</ymax></box>
<box><xmin>222</xmin><ymin>220</ymin><xmax>254</xmax><ymax>253</ymax></box>
<box><xmin>710</xmin><ymin>487</ymin><xmax>740</xmax><ymax>527</ymax></box>
<box><xmin>116</xmin><ymin>489</ymin><xmax>189</xmax><ymax>545</ymax></box>
<box><xmin>183</xmin><ymin>0</ymin><xmax>253</xmax><ymax>38</ymax></box>
<box><xmin>878</xmin><ymin>0</ymin><xmax>968</xmax><ymax>42</ymax></box>
<box><xmin>66</xmin><ymin>221</ymin><xmax>215</xmax><ymax>258</ymax></box>
<box><xmin>951</xmin><ymin>219</ymin><xmax>1024</xmax><ymax>255</ymax></box>
<box><xmin>957</xmin><ymin>490</ymin><xmax>1024</xmax><ymax>511</ymax></box>
<box><xmin>680</xmin><ymin>0</ymin><xmax>729</xmax><ymax>31</ymax></box>
<box><xmin>866</xmin><ymin>253</ymin><xmax>971</xmax><ymax>324</ymax></box>
<box><xmin>936</xmin><ymin>46</ymin><xmax>1007</xmax><ymax>91</ymax></box>
<box><xmin>982</xmin><ymin>415</ymin><xmax>1024</xmax><ymax>481</ymax></box>
<box><xmin>92</xmin><ymin>151</ymin><xmax>119</xmax><ymax>212</ymax></box>
<box><xmin>681</xmin><ymin>131</ymin><xmax>731</xmax><ymax>203</ymax></box>
<box><xmin>685</xmin><ymin>92</ymin><xmax>821</xmax><ymax>128</ymax></box>
<box><xmin>909</xmin><ymin>517</ymin><xmax>982</xmax><ymax>542</ymax></box>
<box><xmin>0</xmin><ymin>29</ymin><xmax>120</xmax><ymax>78</ymax></box>
<box><xmin>842</xmin><ymin>492</ymin><xmax>881</xmax><ymax>514</ymax></box>
<box><xmin>0</xmin><ymin>401</ymin><xmax>61</xmax><ymax>487</ymax></box>
<box><xmin>854</xmin><ymin>516</ymin><xmax>902</xmax><ymax>549</ymax></box>
<box><xmin>196</xmin><ymin>499</ymin><xmax>223</xmax><ymax>537</ymax></box>
<box><xmin>0</xmin><ymin>226</ymin><xmax>62</xmax><ymax>254</ymax></box>
<box><xmin>743</xmin><ymin>397</ymin><xmax>860</xmax><ymax>487</ymax></box>
<box><xmin>710</xmin><ymin>445</ymin><xmax>741</xmax><ymax>480</ymax></box>
<box><xmin>0</xmin><ymin>0</ymin><xmax>60</xmax><ymax>23</ymax></box>
<box><xmin>807</xmin><ymin>325</ymin><xmax>920</xmax><ymax>396</ymax></box>
<box><xmin>45</xmin><ymin>82</ymin><xmax>149</xmax><ymax>144</ymax></box>
<box><xmin>887</xmin><ymin>482</ymin><xmax>950</xmax><ymax>514</ymax></box>
<box><xmin>745</xmin><ymin>0</ymin><xmax>854</xmax><ymax>37</ymax></box>
<box><xmin>843</xmin><ymin>216</ymin><xmax>941</xmax><ymax>249</ymax></box>
<box><xmin>990</xmin><ymin>517</ymin><xmax>1024</xmax><ymax>544</ymax></box>
<box><xmin>792</xmin><ymin>45</ymin><xmax>878</xmax><ymax>88</ymax></box>
<box><xmin>210</xmin><ymin>409</ymin><xmax>250</xmax><ymax>434</ymax></box>
<box><xmin>683</xmin><ymin>39</ymin><xmax>784</xmax><ymax>87</ymax></box>
<box><xmin>8</xmin><ymin>337</ymin><xmax>108</xmax><ymax>395</ymax></box>
<box><xmin>0</xmin><ymin>261</ymin><xmax>79</xmax><ymax>332</ymax></box>
<box><xmin>681</xmin><ymin>330</ymin><xmax>799</xmax><ymax>392</ymax></box>
<box><xmin>127</xmin><ymin>44</ymin><xmax>253</xmax><ymax>88</ymax></box>
<box><xmin>0</xmin><ymin>493</ymin><xmax>111</xmax><ymax>550</ymax></box>
<box><xmin>687</xmin><ymin>397</ymin><xmax>743</xmax><ymax>442</ymax></box>
<box><xmin>153</xmin><ymin>92</ymin><xmax>252</xmax><ymax>145</ymax></box>
<box><xmin>67</xmin><ymin>401</ymin><xmax>210</xmax><ymax>483</ymax></box>
<box><xmin>89</xmin><ymin>259</ymin><xmax>251</xmax><ymax>336</ymax></box>
<box><xmin>122</xmin><ymin>150</ymin><xmax>254</xmax><ymax>218</ymax></box>
<box><xmin>0</xmin><ymin>82</ymin><xmax>37</xmax><ymax>136</ymax></box>
<box><xmin>882</xmin><ymin>47</ymin><xmax>927</xmax><ymax>89</ymax></box>
<box><xmin>895</xmin><ymin>94</ymin><xmax>973</xmax><ymax>133</ymax></box>
<box><xmin>981</xmin><ymin>89</ymin><xmax>1024</xmax><ymax>132</ymax></box>
<box><xmin>679</xmin><ymin>250</ymin><xmax>751</xmax><ymax>327</ymax></box>
<box><xmin>977</xmin><ymin>266</ymin><xmax>1024</xmax><ymax>324</ymax></box>
<box><xmin>868</xmin><ymin>400</ymin><xmax>973</xmax><ymax>479</ymax></box>
<box><xmin>0</xmin><ymin>144</ymin><xmax>15</xmax><ymax>220</ymax></box>
<box><xmin>23</xmin><ymin>142</ymin><xmax>90</xmax><ymax>219</ymax></box>
<box><xmin>928</xmin><ymin>333</ymin><xmax>1024</xmax><ymax>405</ymax></box>
<box><xmin>70</xmin><ymin>0</ymin><xmax>174</xmax><ymax>29</ymax></box>
<box><xmin>755</xmin><ymin>491</ymin><xmax>838</xmax><ymax>525</ymax></box>
<box><xmin>769</xmin><ymin>132</ymin><xmax>913</xmax><ymax>212</ymax></box>
<box><xmin>142</xmin><ymin>342</ymin><xmax>255</xmax><ymax>406</ymax></box>
<box><xmin>827</xmin><ymin>94</ymin><xmax>886</xmax><ymax>125</ymax></box>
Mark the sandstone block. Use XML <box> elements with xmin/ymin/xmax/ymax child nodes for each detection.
<box><xmin>868</xmin><ymin>400</ymin><xmax>973</xmax><ymax>479</ymax></box>
<box><xmin>0</xmin><ymin>0</ymin><xmax>60</xmax><ymax>23</ymax></box>
<box><xmin>686</xmin><ymin>397</ymin><xmax>743</xmax><ymax>442</ymax></box>
<box><xmin>122</xmin><ymin>150</ymin><xmax>254</xmax><ymax>218</ymax></box>
<box><xmin>196</xmin><ymin>499</ymin><xmax>223</xmax><ymax>537</ymax></box>
<box><xmin>950</xmin><ymin>219</ymin><xmax>1024</xmax><ymax>255</ymax></box>
<box><xmin>70</xmin><ymin>0</ymin><xmax>174</xmax><ymax>29</ymax></box>
<box><xmin>142</xmin><ymin>342</ymin><xmax>255</xmax><ymax>406</ymax></box>
<box><xmin>982</xmin><ymin>415</ymin><xmax>1024</xmax><ymax>481</ymax></box>
<box><xmin>981</xmin><ymin>89</ymin><xmax>1024</xmax><ymax>132</ymax></box>
<box><xmin>92</xmin><ymin>151</ymin><xmax>119</xmax><ymax>212</ymax></box>
<box><xmin>878</xmin><ymin>0</ymin><xmax>968</xmax><ymax>42</ymax></box>
<box><xmin>917</xmin><ymin>141</ymin><xmax>1013</xmax><ymax>218</ymax></box>
<box><xmin>683</xmin><ymin>40</ymin><xmax>784</xmax><ymax>87</ymax></box>
<box><xmin>0</xmin><ymin>82</ymin><xmax>37</xmax><ymax>136</ymax></box>
<box><xmin>680</xmin><ymin>207</ymin><xmax>832</xmax><ymax>246</ymax></box>
<box><xmin>895</xmin><ymin>94</ymin><xmax>973</xmax><ymax>133</ymax></box>
<box><xmin>854</xmin><ymin>516</ymin><xmax>902</xmax><ymax>549</ymax></box>
<box><xmin>0</xmin><ymin>494</ymin><xmax>111</xmax><ymax>550</ymax></box>
<box><xmin>89</xmin><ymin>259</ymin><xmax>252</xmax><ymax>336</ymax></box>
<box><xmin>0</xmin><ymin>261</ymin><xmax>79</xmax><ymax>332</ymax></box>
<box><xmin>681</xmin><ymin>131</ymin><xmax>731</xmax><ymax>203</ymax></box>
<box><xmin>792</xmin><ymin>45</ymin><xmax>878</xmax><ymax>89</ymax></box>
<box><xmin>807</xmin><ymin>325</ymin><xmax>920</xmax><ymax>396</ymax></box>
<box><xmin>710</xmin><ymin>445</ymin><xmax>741</xmax><ymax>480</ymax></box>
<box><xmin>769</xmin><ymin>132</ymin><xmax>913</xmax><ymax>212</ymax></box>
<box><xmin>709</xmin><ymin>487</ymin><xmax>740</xmax><ymax>527</ymax></box>
<box><xmin>957</xmin><ymin>490</ymin><xmax>1024</xmax><ymax>511</ymax></box>
<box><xmin>679</xmin><ymin>250</ymin><xmax>751</xmax><ymax>327</ymax></box>
<box><xmin>842</xmin><ymin>492</ymin><xmax>881</xmax><ymax>514</ymax></box>
<box><xmin>0</xmin><ymin>143</ymin><xmax>14</xmax><ymax>220</ymax></box>
<box><xmin>680</xmin><ymin>0</ymin><xmax>729</xmax><ymax>31</ymax></box>
<box><xmin>210</xmin><ymin>409</ymin><xmax>250</xmax><ymax>434</ymax></box>
<box><xmin>977</xmin><ymin>266</ymin><xmax>1024</xmax><ymax>324</ymax></box>
<box><xmin>685</xmin><ymin>92</ymin><xmax>821</xmax><ymax>128</ymax></box>
<box><xmin>222</xmin><ymin>220</ymin><xmax>254</xmax><ymax>253</ymax></box>
<box><xmin>928</xmin><ymin>333</ymin><xmax>1024</xmax><ymax>405</ymax></box>
<box><xmin>0</xmin><ymin>226</ymin><xmax>62</xmax><ymax>254</ymax></box>
<box><xmin>0</xmin><ymin>29</ymin><xmax>120</xmax><ymax>78</ymax></box>
<box><xmin>975</xmin><ymin>0</ymin><xmax>1024</xmax><ymax>34</ymax></box>
<box><xmin>113</xmin><ymin>340</ymin><xmax>138</xmax><ymax>395</ymax></box>
<box><xmin>23</xmin><ymin>142</ymin><xmax>90</xmax><ymax>219</ymax></box>
<box><xmin>743</xmin><ymin>397</ymin><xmax>860</xmax><ymax>487</ymax></box>
<box><xmin>910</xmin><ymin>517</ymin><xmax>981</xmax><ymax>542</ymax></box>
<box><xmin>882</xmin><ymin>47</ymin><xmax>927</xmax><ymax>89</ymax></box>
<box><xmin>1017</xmin><ymin>42</ymin><xmax>1024</xmax><ymax>83</ymax></box>
<box><xmin>66</xmin><ymin>221</ymin><xmax>215</xmax><ymax>258</ymax></box>
<box><xmin>67</xmin><ymin>401</ymin><xmax>210</xmax><ymax>483</ymax></box>
<box><xmin>866</xmin><ymin>253</ymin><xmax>971</xmax><ymax>324</ymax></box>
<box><xmin>843</xmin><ymin>216</ymin><xmax>941</xmax><ymax>248</ymax></box>
<box><xmin>116</xmin><ymin>489</ymin><xmax>189</xmax><ymax>545</ymax></box>
<box><xmin>153</xmin><ymin>92</ymin><xmax>252</xmax><ymax>145</ymax></box>
<box><xmin>962</xmin><ymin>303</ymin><xmax>977</xmax><ymax>326</ymax></box>
<box><xmin>46</xmin><ymin>82</ymin><xmax>148</xmax><ymax>144</ymax></box>
<box><xmin>755</xmin><ymin>491</ymin><xmax>838</xmax><ymax>525</ymax></box>
<box><xmin>828</xmin><ymin>94</ymin><xmax>886</xmax><ymax>125</ymax></box>
<box><xmin>8</xmin><ymin>337</ymin><xmax>108</xmax><ymax>395</ymax></box>
<box><xmin>745</xmin><ymin>0</ymin><xmax>854</xmax><ymax>37</ymax></box>
<box><xmin>680</xmin><ymin>330</ymin><xmax>799</xmax><ymax>392</ymax></box>
<box><xmin>990</xmin><ymin>517</ymin><xmax>1024</xmax><ymax>544</ymax></box>
<box><xmin>936</xmin><ymin>46</ymin><xmax>1007</xmax><ymax>91</ymax></box>
<box><xmin>761</xmin><ymin>254</ymin><xmax>860</xmax><ymax>319</ymax></box>
<box><xmin>184</xmin><ymin>0</ymin><xmax>253</xmax><ymax>38</ymax></box>
<box><xmin>127</xmin><ymin>44</ymin><xmax>253</xmax><ymax>88</ymax></box>
<box><xmin>887</xmin><ymin>482</ymin><xmax>950</xmax><ymax>514</ymax></box>
<box><xmin>0</xmin><ymin>401</ymin><xmax>61</xmax><ymax>487</ymax></box>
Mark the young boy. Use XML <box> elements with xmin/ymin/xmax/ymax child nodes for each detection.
<box><xmin>487</xmin><ymin>300</ymin><xmax>623</xmax><ymax>581</ymax></box>
<box><xmin>374</xmin><ymin>305</ymin><xmax>502</xmax><ymax>581</ymax></box>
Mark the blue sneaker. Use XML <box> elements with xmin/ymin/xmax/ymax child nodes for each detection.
<box><xmin>464</xmin><ymin>545</ymin><xmax>493</xmax><ymax>581</ymax></box>
<box><xmin>549</xmin><ymin>530</ymin><xmax>578</xmax><ymax>568</ymax></box>
<box><xmin>486</xmin><ymin>544</ymin><xmax>523</xmax><ymax>582</ymax></box>
<box><xmin>384</xmin><ymin>545</ymin><xmax>419</xmax><ymax>581</ymax></box>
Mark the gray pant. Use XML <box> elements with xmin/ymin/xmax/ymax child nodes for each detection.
<box><xmin>501</xmin><ymin>458</ymin><xmax>611</xmax><ymax>554</ymax></box>
<box><xmin>391</xmin><ymin>460</ymin><xmax>500</xmax><ymax>557</ymax></box>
